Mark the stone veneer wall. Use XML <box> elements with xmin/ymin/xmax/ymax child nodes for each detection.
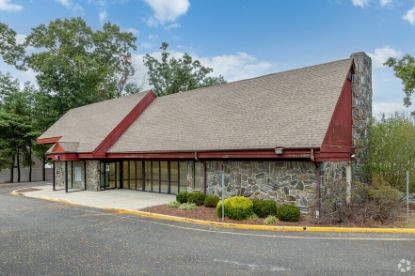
<box><xmin>205</xmin><ymin>160</ymin><xmax>317</xmax><ymax>212</ymax></box>
<box><xmin>53</xmin><ymin>160</ymin><xmax>100</xmax><ymax>191</ymax></box>
<box><xmin>350</xmin><ymin>52</ymin><xmax>372</xmax><ymax>183</ymax></box>
<box><xmin>319</xmin><ymin>161</ymin><xmax>349</xmax><ymax>215</ymax></box>
<box><xmin>86</xmin><ymin>160</ymin><xmax>100</xmax><ymax>191</ymax></box>
<box><xmin>54</xmin><ymin>161</ymin><xmax>65</xmax><ymax>189</ymax></box>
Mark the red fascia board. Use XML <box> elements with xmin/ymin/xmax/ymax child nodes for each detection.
<box><xmin>51</xmin><ymin>142</ymin><xmax>65</xmax><ymax>153</ymax></box>
<box><xmin>36</xmin><ymin>136</ymin><xmax>62</xmax><ymax>145</ymax></box>
<box><xmin>105</xmin><ymin>148</ymin><xmax>320</xmax><ymax>160</ymax></box>
<box><xmin>93</xmin><ymin>91</ymin><xmax>156</xmax><ymax>156</ymax></box>
<box><xmin>319</xmin><ymin>62</ymin><xmax>353</xmax><ymax>161</ymax></box>
<box><xmin>47</xmin><ymin>153</ymin><xmax>79</xmax><ymax>161</ymax></box>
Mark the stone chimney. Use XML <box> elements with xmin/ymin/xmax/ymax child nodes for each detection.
<box><xmin>350</xmin><ymin>52</ymin><xmax>372</xmax><ymax>183</ymax></box>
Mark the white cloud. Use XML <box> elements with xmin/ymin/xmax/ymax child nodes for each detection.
<box><xmin>130</xmin><ymin>50</ymin><xmax>273</xmax><ymax>90</ymax></box>
<box><xmin>373</xmin><ymin>101</ymin><xmax>409</xmax><ymax>118</ymax></box>
<box><xmin>403</xmin><ymin>6</ymin><xmax>415</xmax><ymax>25</ymax></box>
<box><xmin>0</xmin><ymin>0</ymin><xmax>23</xmax><ymax>12</ymax></box>
<box><xmin>15</xmin><ymin>33</ymin><xmax>26</xmax><ymax>44</ymax></box>
<box><xmin>124</xmin><ymin>27</ymin><xmax>139</xmax><ymax>35</ymax></box>
<box><xmin>164</xmin><ymin>22</ymin><xmax>180</xmax><ymax>30</ymax></box>
<box><xmin>379</xmin><ymin>0</ymin><xmax>392</xmax><ymax>7</ymax></box>
<box><xmin>368</xmin><ymin>46</ymin><xmax>402</xmax><ymax>68</ymax></box>
<box><xmin>144</xmin><ymin>0</ymin><xmax>190</xmax><ymax>26</ymax></box>
<box><xmin>197</xmin><ymin>52</ymin><xmax>273</xmax><ymax>82</ymax></box>
<box><xmin>99</xmin><ymin>10</ymin><xmax>107</xmax><ymax>25</ymax></box>
<box><xmin>140</xmin><ymin>42</ymin><xmax>152</xmax><ymax>49</ymax></box>
<box><xmin>351</xmin><ymin>0</ymin><xmax>370</xmax><ymax>8</ymax></box>
<box><xmin>56</xmin><ymin>0</ymin><xmax>82</xmax><ymax>11</ymax></box>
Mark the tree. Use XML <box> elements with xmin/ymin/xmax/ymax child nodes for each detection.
<box><xmin>143</xmin><ymin>42</ymin><xmax>225</xmax><ymax>97</ymax></box>
<box><xmin>0</xmin><ymin>22</ymin><xmax>25</xmax><ymax>68</ymax></box>
<box><xmin>370</xmin><ymin>113</ymin><xmax>415</xmax><ymax>192</ymax></box>
<box><xmin>23</xmin><ymin>17</ymin><xmax>137</xmax><ymax>117</ymax></box>
<box><xmin>385</xmin><ymin>55</ymin><xmax>415</xmax><ymax>115</ymax></box>
<box><xmin>0</xmin><ymin>74</ymin><xmax>34</xmax><ymax>182</ymax></box>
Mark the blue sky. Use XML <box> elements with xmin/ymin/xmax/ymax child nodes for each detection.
<box><xmin>1</xmin><ymin>0</ymin><xmax>415</xmax><ymax>116</ymax></box>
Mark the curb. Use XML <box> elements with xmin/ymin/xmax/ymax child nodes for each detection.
<box><xmin>12</xmin><ymin>188</ymin><xmax>415</xmax><ymax>234</ymax></box>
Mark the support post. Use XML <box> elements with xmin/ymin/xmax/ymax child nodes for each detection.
<box><xmin>52</xmin><ymin>161</ymin><xmax>56</xmax><ymax>191</ymax></box>
<box><xmin>84</xmin><ymin>160</ymin><xmax>87</xmax><ymax>191</ymax></box>
<box><xmin>221</xmin><ymin>172</ymin><xmax>225</xmax><ymax>222</ymax></box>
<box><xmin>65</xmin><ymin>161</ymin><xmax>68</xmax><ymax>193</ymax></box>
<box><xmin>406</xmin><ymin>171</ymin><xmax>410</xmax><ymax>225</ymax></box>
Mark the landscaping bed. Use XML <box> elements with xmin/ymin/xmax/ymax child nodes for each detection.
<box><xmin>142</xmin><ymin>204</ymin><xmax>315</xmax><ymax>226</ymax></box>
<box><xmin>141</xmin><ymin>191</ymin><xmax>415</xmax><ymax>228</ymax></box>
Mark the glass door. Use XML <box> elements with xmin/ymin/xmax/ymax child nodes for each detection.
<box><xmin>100</xmin><ymin>161</ymin><xmax>121</xmax><ymax>189</ymax></box>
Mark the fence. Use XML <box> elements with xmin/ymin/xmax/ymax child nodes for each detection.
<box><xmin>0</xmin><ymin>167</ymin><xmax>52</xmax><ymax>183</ymax></box>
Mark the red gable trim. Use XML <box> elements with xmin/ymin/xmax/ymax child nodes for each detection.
<box><xmin>48</xmin><ymin>153</ymin><xmax>79</xmax><ymax>161</ymax></box>
<box><xmin>105</xmin><ymin>148</ymin><xmax>320</xmax><ymax>160</ymax></box>
<box><xmin>318</xmin><ymin>62</ymin><xmax>354</xmax><ymax>161</ymax></box>
<box><xmin>36</xmin><ymin>136</ymin><xmax>62</xmax><ymax>145</ymax></box>
<box><xmin>51</xmin><ymin>142</ymin><xmax>65</xmax><ymax>153</ymax></box>
<box><xmin>92</xmin><ymin>91</ymin><xmax>156</xmax><ymax>157</ymax></box>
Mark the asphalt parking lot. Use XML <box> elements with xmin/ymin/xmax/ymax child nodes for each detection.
<box><xmin>1</xmin><ymin>182</ymin><xmax>414</xmax><ymax>275</ymax></box>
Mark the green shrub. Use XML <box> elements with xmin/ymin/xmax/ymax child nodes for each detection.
<box><xmin>204</xmin><ymin>195</ymin><xmax>220</xmax><ymax>207</ymax></box>
<box><xmin>252</xmin><ymin>199</ymin><xmax>277</xmax><ymax>218</ymax></box>
<box><xmin>216</xmin><ymin>196</ymin><xmax>253</xmax><ymax>220</ymax></box>
<box><xmin>178</xmin><ymin>202</ymin><xmax>197</xmax><ymax>210</ymax></box>
<box><xmin>187</xmin><ymin>191</ymin><xmax>206</xmax><ymax>206</ymax></box>
<box><xmin>278</xmin><ymin>204</ymin><xmax>300</xmax><ymax>222</ymax></box>
<box><xmin>167</xmin><ymin>201</ymin><xmax>180</xmax><ymax>208</ymax></box>
<box><xmin>263</xmin><ymin>215</ymin><xmax>277</xmax><ymax>225</ymax></box>
<box><xmin>176</xmin><ymin>192</ymin><xmax>188</xmax><ymax>204</ymax></box>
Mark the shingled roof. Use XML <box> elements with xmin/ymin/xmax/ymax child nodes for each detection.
<box><xmin>109</xmin><ymin>58</ymin><xmax>352</xmax><ymax>153</ymax></box>
<box><xmin>38</xmin><ymin>92</ymin><xmax>149</xmax><ymax>152</ymax></box>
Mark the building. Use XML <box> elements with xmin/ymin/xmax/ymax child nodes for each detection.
<box><xmin>37</xmin><ymin>52</ymin><xmax>372</xmax><ymax>214</ymax></box>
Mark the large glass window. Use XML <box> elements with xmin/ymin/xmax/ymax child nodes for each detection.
<box><xmin>123</xmin><ymin>161</ymin><xmax>130</xmax><ymax>189</ymax></box>
<box><xmin>129</xmin><ymin>161</ymin><xmax>136</xmax><ymax>190</ymax></box>
<box><xmin>137</xmin><ymin>161</ymin><xmax>143</xmax><ymax>191</ymax></box>
<box><xmin>145</xmin><ymin>161</ymin><xmax>152</xmax><ymax>191</ymax></box>
<box><xmin>194</xmin><ymin>161</ymin><xmax>203</xmax><ymax>192</ymax></box>
<box><xmin>170</xmin><ymin>161</ymin><xmax>179</xmax><ymax>194</ymax></box>
<box><xmin>160</xmin><ymin>161</ymin><xmax>168</xmax><ymax>193</ymax></box>
<box><xmin>152</xmin><ymin>161</ymin><xmax>160</xmax><ymax>192</ymax></box>
<box><xmin>179</xmin><ymin>161</ymin><xmax>188</xmax><ymax>192</ymax></box>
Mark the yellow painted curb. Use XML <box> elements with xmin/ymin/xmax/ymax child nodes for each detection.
<box><xmin>13</xmin><ymin>189</ymin><xmax>415</xmax><ymax>234</ymax></box>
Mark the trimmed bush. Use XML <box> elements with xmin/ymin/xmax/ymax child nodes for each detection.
<box><xmin>263</xmin><ymin>215</ymin><xmax>277</xmax><ymax>225</ymax></box>
<box><xmin>252</xmin><ymin>199</ymin><xmax>277</xmax><ymax>218</ymax></box>
<box><xmin>176</xmin><ymin>192</ymin><xmax>188</xmax><ymax>204</ymax></box>
<box><xmin>187</xmin><ymin>191</ymin><xmax>206</xmax><ymax>206</ymax></box>
<box><xmin>204</xmin><ymin>195</ymin><xmax>220</xmax><ymax>207</ymax></box>
<box><xmin>167</xmin><ymin>201</ymin><xmax>180</xmax><ymax>208</ymax></box>
<box><xmin>278</xmin><ymin>204</ymin><xmax>300</xmax><ymax>222</ymax></box>
<box><xmin>178</xmin><ymin>202</ymin><xmax>197</xmax><ymax>210</ymax></box>
<box><xmin>216</xmin><ymin>196</ymin><xmax>253</xmax><ymax>220</ymax></box>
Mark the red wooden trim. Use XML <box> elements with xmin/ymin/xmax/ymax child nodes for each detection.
<box><xmin>93</xmin><ymin>91</ymin><xmax>156</xmax><ymax>156</ymax></box>
<box><xmin>47</xmin><ymin>153</ymin><xmax>79</xmax><ymax>161</ymax></box>
<box><xmin>36</xmin><ymin>136</ymin><xmax>62</xmax><ymax>145</ymax></box>
<box><xmin>51</xmin><ymin>143</ymin><xmax>65</xmax><ymax>153</ymax></box>
<box><xmin>319</xmin><ymin>63</ymin><xmax>353</xmax><ymax>161</ymax></box>
<box><xmin>105</xmin><ymin>148</ymin><xmax>320</xmax><ymax>160</ymax></box>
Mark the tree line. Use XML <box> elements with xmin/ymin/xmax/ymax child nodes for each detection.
<box><xmin>0</xmin><ymin>18</ymin><xmax>225</xmax><ymax>182</ymax></box>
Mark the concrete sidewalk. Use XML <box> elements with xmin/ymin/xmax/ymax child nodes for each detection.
<box><xmin>18</xmin><ymin>184</ymin><xmax>175</xmax><ymax>210</ymax></box>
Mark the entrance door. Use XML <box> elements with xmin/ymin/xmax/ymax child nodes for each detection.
<box><xmin>100</xmin><ymin>161</ymin><xmax>121</xmax><ymax>189</ymax></box>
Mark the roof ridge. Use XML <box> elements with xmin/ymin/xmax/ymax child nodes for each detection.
<box><xmin>69</xmin><ymin>90</ymin><xmax>151</xmax><ymax>112</ymax></box>
<box><xmin>157</xmin><ymin>58</ymin><xmax>352</xmax><ymax>99</ymax></box>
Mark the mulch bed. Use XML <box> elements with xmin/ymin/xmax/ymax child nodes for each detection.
<box><xmin>142</xmin><ymin>203</ymin><xmax>415</xmax><ymax>228</ymax></box>
<box><xmin>142</xmin><ymin>204</ymin><xmax>316</xmax><ymax>226</ymax></box>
